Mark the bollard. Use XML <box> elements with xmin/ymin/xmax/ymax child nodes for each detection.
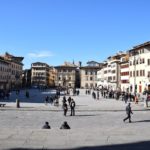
<box><xmin>16</xmin><ymin>99</ymin><xmax>20</xmax><ymax>108</ymax></box>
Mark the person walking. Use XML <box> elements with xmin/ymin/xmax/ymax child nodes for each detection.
<box><xmin>123</xmin><ymin>103</ymin><xmax>133</xmax><ymax>123</ymax></box>
<box><xmin>70</xmin><ymin>99</ymin><xmax>76</xmax><ymax>116</ymax></box>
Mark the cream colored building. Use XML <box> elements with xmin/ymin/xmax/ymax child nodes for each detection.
<box><xmin>80</xmin><ymin>61</ymin><xmax>102</xmax><ymax>88</ymax></box>
<box><xmin>129</xmin><ymin>41</ymin><xmax>150</xmax><ymax>94</ymax></box>
<box><xmin>97</xmin><ymin>62</ymin><xmax>108</xmax><ymax>89</ymax></box>
<box><xmin>31</xmin><ymin>62</ymin><xmax>49</xmax><ymax>87</ymax></box>
<box><xmin>0</xmin><ymin>57</ymin><xmax>10</xmax><ymax>90</ymax></box>
<box><xmin>55</xmin><ymin>62</ymin><xmax>77</xmax><ymax>88</ymax></box>
<box><xmin>1</xmin><ymin>52</ymin><xmax>24</xmax><ymax>90</ymax></box>
<box><xmin>48</xmin><ymin>67</ymin><xmax>56</xmax><ymax>87</ymax></box>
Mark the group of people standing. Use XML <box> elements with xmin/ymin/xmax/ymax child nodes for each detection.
<box><xmin>62</xmin><ymin>96</ymin><xmax>76</xmax><ymax>116</ymax></box>
<box><xmin>44</xmin><ymin>94</ymin><xmax>60</xmax><ymax>106</ymax></box>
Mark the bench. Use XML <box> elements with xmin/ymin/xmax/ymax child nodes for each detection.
<box><xmin>0</xmin><ymin>104</ymin><xmax>6</xmax><ymax>107</ymax></box>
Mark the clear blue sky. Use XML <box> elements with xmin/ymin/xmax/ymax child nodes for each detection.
<box><xmin>0</xmin><ymin>0</ymin><xmax>150</xmax><ymax>69</ymax></box>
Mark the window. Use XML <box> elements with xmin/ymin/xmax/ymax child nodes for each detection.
<box><xmin>143</xmin><ymin>58</ymin><xmax>145</xmax><ymax>64</ymax></box>
<box><xmin>130</xmin><ymin>61</ymin><xmax>132</xmax><ymax>66</ymax></box>
<box><xmin>121</xmin><ymin>80</ymin><xmax>129</xmax><ymax>83</ymax></box>
<box><xmin>136</xmin><ymin>70</ymin><xmax>139</xmax><ymax>77</ymax></box>
<box><xmin>112</xmin><ymin>70</ymin><xmax>116</xmax><ymax>73</ymax></box>
<box><xmin>86</xmin><ymin>76</ymin><xmax>88</xmax><ymax>81</ymax></box>
<box><xmin>108</xmin><ymin>76</ymin><xmax>112</xmax><ymax>81</ymax></box>
<box><xmin>121</xmin><ymin>72</ymin><xmax>128</xmax><ymax>76</ymax></box>
<box><xmin>130</xmin><ymin>71</ymin><xmax>132</xmax><ymax>77</ymax></box>
<box><xmin>148</xmin><ymin>59</ymin><xmax>150</xmax><ymax>65</ymax></box>
<box><xmin>90</xmin><ymin>83</ymin><xmax>93</xmax><ymax>88</ymax></box>
<box><xmin>104</xmin><ymin>71</ymin><xmax>107</xmax><ymax>74</ymax></box>
<box><xmin>148</xmin><ymin>71</ymin><xmax>150</xmax><ymax>78</ymax></box>
<box><xmin>121</xmin><ymin>64</ymin><xmax>129</xmax><ymax>68</ymax></box>
<box><xmin>90</xmin><ymin>77</ymin><xmax>93</xmax><ymax>81</ymax></box>
<box><xmin>113</xmin><ymin>76</ymin><xmax>116</xmax><ymax>80</ymax></box>
<box><xmin>85</xmin><ymin>83</ymin><xmax>88</xmax><ymax>88</ymax></box>
<box><xmin>140</xmin><ymin>70</ymin><xmax>142</xmax><ymax>76</ymax></box>
<box><xmin>143</xmin><ymin>70</ymin><xmax>145</xmax><ymax>76</ymax></box>
<box><xmin>85</xmin><ymin>71</ymin><xmax>88</xmax><ymax>75</ymax></box>
<box><xmin>133</xmin><ymin>71</ymin><xmax>135</xmax><ymax>77</ymax></box>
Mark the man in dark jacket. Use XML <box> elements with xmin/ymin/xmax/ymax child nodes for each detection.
<box><xmin>42</xmin><ymin>122</ymin><xmax>51</xmax><ymax>129</ymax></box>
<box><xmin>63</xmin><ymin>102</ymin><xmax>68</xmax><ymax>116</ymax></box>
<box><xmin>123</xmin><ymin>103</ymin><xmax>133</xmax><ymax>123</ymax></box>
<box><xmin>60</xmin><ymin>121</ymin><xmax>70</xmax><ymax>129</ymax></box>
<box><xmin>70</xmin><ymin>99</ymin><xmax>76</xmax><ymax>116</ymax></box>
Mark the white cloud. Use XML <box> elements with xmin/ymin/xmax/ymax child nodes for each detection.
<box><xmin>28</xmin><ymin>51</ymin><xmax>53</xmax><ymax>58</ymax></box>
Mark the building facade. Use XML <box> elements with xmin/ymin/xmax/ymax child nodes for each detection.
<box><xmin>80</xmin><ymin>61</ymin><xmax>102</xmax><ymax>89</ymax></box>
<box><xmin>1</xmin><ymin>52</ymin><xmax>24</xmax><ymax>90</ymax></box>
<box><xmin>55</xmin><ymin>62</ymin><xmax>77</xmax><ymax>88</ymax></box>
<box><xmin>97</xmin><ymin>53</ymin><xmax>124</xmax><ymax>91</ymax></box>
<box><xmin>0</xmin><ymin>57</ymin><xmax>10</xmax><ymax>90</ymax></box>
<box><xmin>129</xmin><ymin>42</ymin><xmax>150</xmax><ymax>94</ymax></box>
<box><xmin>31</xmin><ymin>62</ymin><xmax>49</xmax><ymax>87</ymax></box>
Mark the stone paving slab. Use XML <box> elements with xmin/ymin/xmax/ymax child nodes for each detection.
<box><xmin>0</xmin><ymin>89</ymin><xmax>150</xmax><ymax>150</ymax></box>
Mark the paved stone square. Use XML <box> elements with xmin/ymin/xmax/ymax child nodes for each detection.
<box><xmin>0</xmin><ymin>89</ymin><xmax>150</xmax><ymax>150</ymax></box>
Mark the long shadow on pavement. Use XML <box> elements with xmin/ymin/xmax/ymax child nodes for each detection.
<box><xmin>132</xmin><ymin>120</ymin><xmax>150</xmax><ymax>123</ymax></box>
<box><xmin>7</xmin><ymin>140</ymin><xmax>150</xmax><ymax>150</ymax></box>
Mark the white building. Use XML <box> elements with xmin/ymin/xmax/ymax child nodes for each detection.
<box><xmin>97</xmin><ymin>62</ymin><xmax>108</xmax><ymax>89</ymax></box>
<box><xmin>80</xmin><ymin>61</ymin><xmax>102</xmax><ymax>88</ymax></box>
<box><xmin>97</xmin><ymin>52</ymin><xmax>126</xmax><ymax>91</ymax></box>
<box><xmin>129</xmin><ymin>41</ymin><xmax>150</xmax><ymax>94</ymax></box>
<box><xmin>120</xmin><ymin>53</ymin><xmax>130</xmax><ymax>92</ymax></box>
